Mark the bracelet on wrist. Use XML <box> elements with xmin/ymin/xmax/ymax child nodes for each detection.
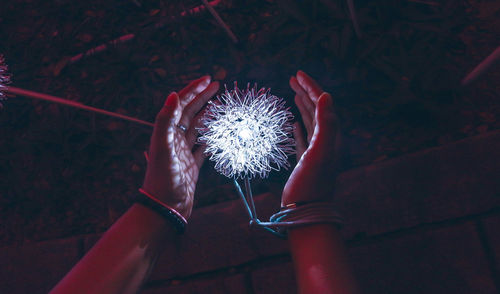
<box><xmin>255</xmin><ymin>201</ymin><xmax>344</xmax><ymax>238</ymax></box>
<box><xmin>136</xmin><ymin>188</ymin><xmax>187</xmax><ymax>234</ymax></box>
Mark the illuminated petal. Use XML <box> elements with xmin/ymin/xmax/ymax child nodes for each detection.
<box><xmin>198</xmin><ymin>83</ymin><xmax>295</xmax><ymax>179</ymax></box>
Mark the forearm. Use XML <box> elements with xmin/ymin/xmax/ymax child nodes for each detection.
<box><xmin>288</xmin><ymin>224</ymin><xmax>359</xmax><ymax>294</ymax></box>
<box><xmin>50</xmin><ymin>203</ymin><xmax>177</xmax><ymax>294</ymax></box>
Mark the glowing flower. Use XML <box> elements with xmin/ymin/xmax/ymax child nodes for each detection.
<box><xmin>199</xmin><ymin>83</ymin><xmax>295</xmax><ymax>179</ymax></box>
<box><xmin>0</xmin><ymin>54</ymin><xmax>10</xmax><ymax>106</ymax></box>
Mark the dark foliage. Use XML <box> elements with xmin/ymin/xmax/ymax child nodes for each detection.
<box><xmin>0</xmin><ymin>0</ymin><xmax>498</xmax><ymax>246</ymax></box>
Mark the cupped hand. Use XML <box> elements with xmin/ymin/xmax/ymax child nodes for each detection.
<box><xmin>282</xmin><ymin>71</ymin><xmax>340</xmax><ymax>206</ymax></box>
<box><xmin>142</xmin><ymin>76</ymin><xmax>219</xmax><ymax>219</ymax></box>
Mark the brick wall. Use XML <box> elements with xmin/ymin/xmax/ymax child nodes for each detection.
<box><xmin>1</xmin><ymin>130</ymin><xmax>499</xmax><ymax>294</ymax></box>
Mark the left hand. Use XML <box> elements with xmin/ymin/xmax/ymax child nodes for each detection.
<box><xmin>282</xmin><ymin>71</ymin><xmax>340</xmax><ymax>206</ymax></box>
<box><xmin>142</xmin><ymin>76</ymin><xmax>219</xmax><ymax>219</ymax></box>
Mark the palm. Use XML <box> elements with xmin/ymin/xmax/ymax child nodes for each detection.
<box><xmin>282</xmin><ymin>71</ymin><xmax>338</xmax><ymax>206</ymax></box>
<box><xmin>166</xmin><ymin>130</ymin><xmax>198</xmax><ymax>214</ymax></box>
<box><xmin>282</xmin><ymin>134</ymin><xmax>336</xmax><ymax>205</ymax></box>
<box><xmin>143</xmin><ymin>76</ymin><xmax>219</xmax><ymax>219</ymax></box>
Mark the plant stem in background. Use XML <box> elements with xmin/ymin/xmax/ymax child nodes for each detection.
<box><xmin>462</xmin><ymin>45</ymin><xmax>500</xmax><ymax>86</ymax></box>
<box><xmin>5</xmin><ymin>86</ymin><xmax>154</xmax><ymax>127</ymax></box>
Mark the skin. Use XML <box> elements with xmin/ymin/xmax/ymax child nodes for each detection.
<box><xmin>50</xmin><ymin>76</ymin><xmax>219</xmax><ymax>294</ymax></box>
<box><xmin>50</xmin><ymin>71</ymin><xmax>358</xmax><ymax>294</ymax></box>
<box><xmin>142</xmin><ymin>75</ymin><xmax>220</xmax><ymax>219</ymax></box>
<box><xmin>286</xmin><ymin>71</ymin><xmax>359</xmax><ymax>294</ymax></box>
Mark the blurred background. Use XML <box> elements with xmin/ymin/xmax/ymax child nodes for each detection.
<box><xmin>0</xmin><ymin>0</ymin><xmax>499</xmax><ymax>293</ymax></box>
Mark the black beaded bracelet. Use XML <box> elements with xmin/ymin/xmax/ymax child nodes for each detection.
<box><xmin>136</xmin><ymin>188</ymin><xmax>187</xmax><ymax>234</ymax></box>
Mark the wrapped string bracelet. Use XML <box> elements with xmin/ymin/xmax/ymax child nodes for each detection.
<box><xmin>256</xmin><ymin>202</ymin><xmax>344</xmax><ymax>238</ymax></box>
<box><xmin>233</xmin><ymin>179</ymin><xmax>343</xmax><ymax>238</ymax></box>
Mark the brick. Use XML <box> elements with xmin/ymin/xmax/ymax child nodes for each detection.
<box><xmin>481</xmin><ymin>214</ymin><xmax>500</xmax><ymax>270</ymax></box>
<box><xmin>164</xmin><ymin>132</ymin><xmax>498</xmax><ymax>279</ymax></box>
<box><xmin>141</xmin><ymin>274</ymin><xmax>249</xmax><ymax>294</ymax></box>
<box><xmin>349</xmin><ymin>223</ymin><xmax>496</xmax><ymax>293</ymax></box>
<box><xmin>335</xmin><ymin>130</ymin><xmax>500</xmax><ymax>238</ymax></box>
<box><xmin>251</xmin><ymin>223</ymin><xmax>497</xmax><ymax>294</ymax></box>
<box><xmin>0</xmin><ymin>237</ymin><xmax>81</xmax><ymax>294</ymax></box>
<box><xmin>69</xmin><ymin>131</ymin><xmax>500</xmax><ymax>284</ymax></box>
<box><xmin>251</xmin><ymin>262</ymin><xmax>296</xmax><ymax>294</ymax></box>
<box><xmin>150</xmin><ymin>193</ymin><xmax>288</xmax><ymax>281</ymax></box>
<box><xmin>149</xmin><ymin>131</ymin><xmax>500</xmax><ymax>280</ymax></box>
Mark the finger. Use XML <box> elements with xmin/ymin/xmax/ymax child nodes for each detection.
<box><xmin>309</xmin><ymin>92</ymin><xmax>337</xmax><ymax>156</ymax></box>
<box><xmin>291</xmin><ymin>76</ymin><xmax>315</xmax><ymax>117</ymax></box>
<box><xmin>294</xmin><ymin>94</ymin><xmax>313</xmax><ymax>140</ymax></box>
<box><xmin>178</xmin><ymin>75</ymin><xmax>211</xmax><ymax>107</ymax></box>
<box><xmin>193</xmin><ymin>144</ymin><xmax>207</xmax><ymax>169</ymax></box>
<box><xmin>293</xmin><ymin>121</ymin><xmax>307</xmax><ymax>160</ymax></box>
<box><xmin>296</xmin><ymin>70</ymin><xmax>323</xmax><ymax>103</ymax></box>
<box><xmin>300</xmin><ymin>92</ymin><xmax>315</xmax><ymax>118</ymax></box>
<box><xmin>152</xmin><ymin>92</ymin><xmax>179</xmax><ymax>148</ymax></box>
<box><xmin>186</xmin><ymin>107</ymin><xmax>207</xmax><ymax>149</ymax></box>
<box><xmin>179</xmin><ymin>81</ymin><xmax>219</xmax><ymax>130</ymax></box>
<box><xmin>289</xmin><ymin>76</ymin><xmax>307</xmax><ymax>96</ymax></box>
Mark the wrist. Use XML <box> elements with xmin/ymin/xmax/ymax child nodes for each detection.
<box><xmin>264</xmin><ymin>201</ymin><xmax>343</xmax><ymax>236</ymax></box>
<box><xmin>136</xmin><ymin>188</ymin><xmax>188</xmax><ymax>234</ymax></box>
<box><xmin>132</xmin><ymin>203</ymin><xmax>179</xmax><ymax>234</ymax></box>
<box><xmin>140</xmin><ymin>183</ymin><xmax>192</xmax><ymax>219</ymax></box>
<box><xmin>281</xmin><ymin>193</ymin><xmax>334</xmax><ymax>208</ymax></box>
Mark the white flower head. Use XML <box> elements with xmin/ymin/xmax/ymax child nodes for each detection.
<box><xmin>199</xmin><ymin>83</ymin><xmax>295</xmax><ymax>179</ymax></box>
<box><xmin>0</xmin><ymin>54</ymin><xmax>11</xmax><ymax>106</ymax></box>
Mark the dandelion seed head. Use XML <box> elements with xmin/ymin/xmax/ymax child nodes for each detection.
<box><xmin>199</xmin><ymin>83</ymin><xmax>295</xmax><ymax>179</ymax></box>
<box><xmin>0</xmin><ymin>55</ymin><xmax>11</xmax><ymax>107</ymax></box>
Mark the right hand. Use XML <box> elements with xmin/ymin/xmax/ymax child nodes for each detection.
<box><xmin>281</xmin><ymin>71</ymin><xmax>340</xmax><ymax>206</ymax></box>
<box><xmin>142</xmin><ymin>76</ymin><xmax>219</xmax><ymax>219</ymax></box>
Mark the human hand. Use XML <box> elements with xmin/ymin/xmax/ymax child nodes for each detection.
<box><xmin>282</xmin><ymin>71</ymin><xmax>340</xmax><ymax>206</ymax></box>
<box><xmin>142</xmin><ymin>76</ymin><xmax>219</xmax><ymax>219</ymax></box>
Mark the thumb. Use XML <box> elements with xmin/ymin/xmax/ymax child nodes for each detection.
<box><xmin>309</xmin><ymin>92</ymin><xmax>336</xmax><ymax>155</ymax></box>
<box><xmin>153</xmin><ymin>92</ymin><xmax>179</xmax><ymax>144</ymax></box>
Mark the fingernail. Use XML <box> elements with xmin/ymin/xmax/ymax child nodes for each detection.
<box><xmin>326</xmin><ymin>94</ymin><xmax>333</xmax><ymax>106</ymax></box>
<box><xmin>321</xmin><ymin>93</ymin><xmax>333</xmax><ymax>108</ymax></box>
<box><xmin>165</xmin><ymin>92</ymin><xmax>177</xmax><ymax>106</ymax></box>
